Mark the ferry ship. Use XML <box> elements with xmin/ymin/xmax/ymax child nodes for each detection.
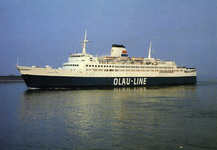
<box><xmin>16</xmin><ymin>31</ymin><xmax>197</xmax><ymax>88</ymax></box>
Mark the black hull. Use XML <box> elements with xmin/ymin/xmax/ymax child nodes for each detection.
<box><xmin>22</xmin><ymin>75</ymin><xmax>197</xmax><ymax>88</ymax></box>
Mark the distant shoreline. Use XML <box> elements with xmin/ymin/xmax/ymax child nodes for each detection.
<box><xmin>0</xmin><ymin>76</ymin><xmax>23</xmax><ymax>82</ymax></box>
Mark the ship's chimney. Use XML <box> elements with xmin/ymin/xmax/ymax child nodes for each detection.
<box><xmin>111</xmin><ymin>44</ymin><xmax>128</xmax><ymax>57</ymax></box>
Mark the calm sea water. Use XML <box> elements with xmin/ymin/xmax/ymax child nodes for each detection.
<box><xmin>0</xmin><ymin>77</ymin><xmax>217</xmax><ymax>150</ymax></box>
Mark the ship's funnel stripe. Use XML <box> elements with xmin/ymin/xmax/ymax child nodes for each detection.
<box><xmin>121</xmin><ymin>54</ymin><xmax>128</xmax><ymax>57</ymax></box>
<box><xmin>122</xmin><ymin>50</ymin><xmax>128</xmax><ymax>54</ymax></box>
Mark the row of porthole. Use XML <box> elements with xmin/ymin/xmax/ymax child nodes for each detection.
<box><xmin>86</xmin><ymin>65</ymin><xmax>174</xmax><ymax>69</ymax></box>
<box><xmin>63</xmin><ymin>64</ymin><xmax>79</xmax><ymax>66</ymax></box>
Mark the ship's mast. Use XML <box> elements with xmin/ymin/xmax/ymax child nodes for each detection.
<box><xmin>17</xmin><ymin>57</ymin><xmax>19</xmax><ymax>66</ymax></box>
<box><xmin>148</xmin><ymin>42</ymin><xmax>152</xmax><ymax>59</ymax></box>
<box><xmin>80</xmin><ymin>30</ymin><xmax>90</xmax><ymax>54</ymax></box>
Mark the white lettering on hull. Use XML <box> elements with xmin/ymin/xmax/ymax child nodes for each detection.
<box><xmin>113</xmin><ymin>78</ymin><xmax>147</xmax><ymax>86</ymax></box>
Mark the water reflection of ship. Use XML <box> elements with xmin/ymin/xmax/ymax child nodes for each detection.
<box><xmin>20</xmin><ymin>85</ymin><xmax>197</xmax><ymax>145</ymax></box>
<box><xmin>20</xmin><ymin>85</ymin><xmax>198</xmax><ymax>112</ymax></box>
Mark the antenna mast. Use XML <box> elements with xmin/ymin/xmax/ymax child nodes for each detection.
<box><xmin>80</xmin><ymin>30</ymin><xmax>90</xmax><ymax>54</ymax></box>
<box><xmin>148</xmin><ymin>42</ymin><xmax>152</xmax><ymax>59</ymax></box>
<box><xmin>17</xmin><ymin>57</ymin><xmax>19</xmax><ymax>66</ymax></box>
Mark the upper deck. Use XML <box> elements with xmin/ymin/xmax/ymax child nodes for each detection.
<box><xmin>56</xmin><ymin>30</ymin><xmax>196</xmax><ymax>77</ymax></box>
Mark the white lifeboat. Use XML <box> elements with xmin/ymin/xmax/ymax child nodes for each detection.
<box><xmin>118</xmin><ymin>57</ymin><xmax>130</xmax><ymax>61</ymax></box>
<box><xmin>131</xmin><ymin>57</ymin><xmax>144</xmax><ymax>61</ymax></box>
<box><xmin>103</xmin><ymin>56</ymin><xmax>116</xmax><ymax>60</ymax></box>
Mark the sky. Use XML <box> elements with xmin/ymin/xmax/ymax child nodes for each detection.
<box><xmin>0</xmin><ymin>0</ymin><xmax>217</xmax><ymax>77</ymax></box>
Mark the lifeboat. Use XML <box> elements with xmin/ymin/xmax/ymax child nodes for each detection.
<box><xmin>103</xmin><ymin>56</ymin><xmax>116</xmax><ymax>60</ymax></box>
<box><xmin>118</xmin><ymin>57</ymin><xmax>130</xmax><ymax>61</ymax></box>
<box><xmin>131</xmin><ymin>57</ymin><xmax>144</xmax><ymax>61</ymax></box>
